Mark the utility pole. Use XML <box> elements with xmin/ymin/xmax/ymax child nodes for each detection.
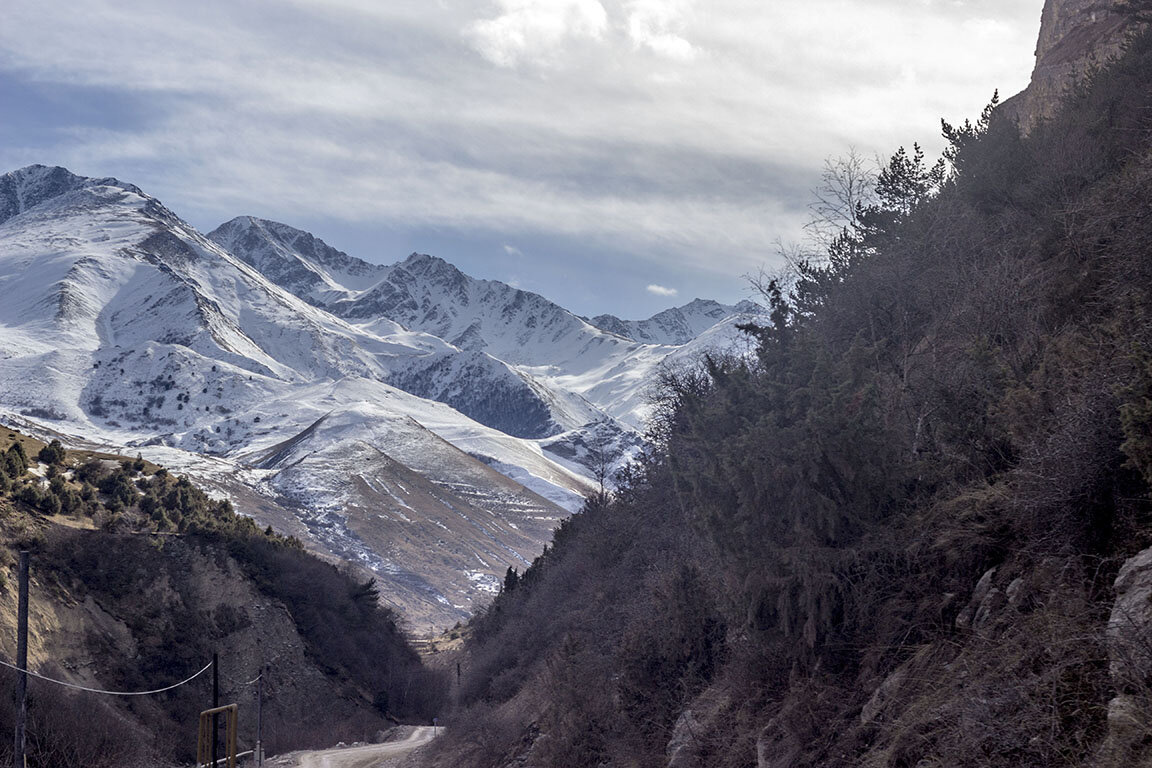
<box><xmin>256</xmin><ymin>656</ymin><xmax>264</xmax><ymax>768</ymax></box>
<box><xmin>212</xmin><ymin>652</ymin><xmax>219</xmax><ymax>768</ymax></box>
<box><xmin>13</xmin><ymin>551</ymin><xmax>28</xmax><ymax>768</ymax></box>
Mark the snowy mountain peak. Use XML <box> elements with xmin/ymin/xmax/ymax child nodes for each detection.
<box><xmin>589</xmin><ymin>297</ymin><xmax>760</xmax><ymax>346</ymax></box>
<box><xmin>390</xmin><ymin>253</ymin><xmax>476</xmax><ymax>304</ymax></box>
<box><xmin>208</xmin><ymin>217</ymin><xmax>633</xmax><ymax>440</ymax></box>
<box><xmin>213</xmin><ymin>214</ymin><xmax>762</xmax><ymax>428</ymax></box>
<box><xmin>208</xmin><ymin>216</ymin><xmax>385</xmax><ymax>302</ymax></box>
<box><xmin>218</xmin><ymin>226</ymin><xmax>603</xmax><ymax>364</ymax></box>
<box><xmin>0</xmin><ymin>164</ymin><xmax>142</xmax><ymax>227</ymax></box>
<box><xmin>400</xmin><ymin>252</ymin><xmax>453</xmax><ymax>272</ymax></box>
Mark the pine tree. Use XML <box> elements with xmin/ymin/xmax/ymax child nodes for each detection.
<box><xmin>37</xmin><ymin>439</ymin><xmax>66</xmax><ymax>466</ymax></box>
<box><xmin>6</xmin><ymin>442</ymin><xmax>28</xmax><ymax>475</ymax></box>
<box><xmin>503</xmin><ymin>566</ymin><xmax>520</xmax><ymax>593</ymax></box>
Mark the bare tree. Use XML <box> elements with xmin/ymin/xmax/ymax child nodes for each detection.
<box><xmin>588</xmin><ymin>429</ymin><xmax>612</xmax><ymax>499</ymax></box>
<box><xmin>803</xmin><ymin>147</ymin><xmax>876</xmax><ymax>250</ymax></box>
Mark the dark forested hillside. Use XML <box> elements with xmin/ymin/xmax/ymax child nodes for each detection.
<box><xmin>426</xmin><ymin>26</ymin><xmax>1152</xmax><ymax>768</ymax></box>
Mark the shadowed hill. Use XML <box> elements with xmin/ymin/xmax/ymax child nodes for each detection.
<box><xmin>424</xmin><ymin>24</ymin><xmax>1152</xmax><ymax>768</ymax></box>
<box><xmin>0</xmin><ymin>428</ymin><xmax>445</xmax><ymax>768</ymax></box>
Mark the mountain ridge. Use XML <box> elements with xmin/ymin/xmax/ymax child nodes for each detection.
<box><xmin>588</xmin><ymin>297</ymin><xmax>760</xmax><ymax>346</ymax></box>
<box><xmin>0</xmin><ymin>165</ymin><xmax>585</xmax><ymax>627</ymax></box>
<box><xmin>209</xmin><ymin>215</ymin><xmax>760</xmax><ymax>430</ymax></box>
<box><xmin>0</xmin><ymin>165</ymin><xmax>755</xmax><ymax>629</ymax></box>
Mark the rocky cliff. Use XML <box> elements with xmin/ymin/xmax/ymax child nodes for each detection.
<box><xmin>1004</xmin><ymin>0</ymin><xmax>1134</xmax><ymax>130</ymax></box>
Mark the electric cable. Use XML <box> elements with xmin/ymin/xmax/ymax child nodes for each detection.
<box><xmin>0</xmin><ymin>657</ymin><xmax>212</xmax><ymax>696</ymax></box>
<box><xmin>222</xmin><ymin>671</ymin><xmax>262</xmax><ymax>688</ymax></box>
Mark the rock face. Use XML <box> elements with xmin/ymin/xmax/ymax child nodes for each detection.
<box><xmin>1099</xmin><ymin>546</ymin><xmax>1152</xmax><ymax>766</ymax></box>
<box><xmin>1107</xmin><ymin>546</ymin><xmax>1152</xmax><ymax>689</ymax></box>
<box><xmin>953</xmin><ymin>566</ymin><xmax>1004</xmax><ymax>632</ymax></box>
<box><xmin>665</xmin><ymin>709</ymin><xmax>702</xmax><ymax>768</ymax></box>
<box><xmin>1003</xmin><ymin>0</ymin><xmax>1133</xmax><ymax>131</ymax></box>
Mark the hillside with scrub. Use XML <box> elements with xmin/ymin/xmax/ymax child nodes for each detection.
<box><xmin>0</xmin><ymin>428</ymin><xmax>445</xmax><ymax>767</ymax></box>
<box><xmin>422</xmin><ymin>15</ymin><xmax>1152</xmax><ymax>768</ymax></box>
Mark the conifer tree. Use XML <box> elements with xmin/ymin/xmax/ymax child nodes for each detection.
<box><xmin>37</xmin><ymin>439</ymin><xmax>66</xmax><ymax>466</ymax></box>
<box><xmin>503</xmin><ymin>566</ymin><xmax>520</xmax><ymax>593</ymax></box>
<box><xmin>6</xmin><ymin>442</ymin><xmax>27</xmax><ymax>475</ymax></box>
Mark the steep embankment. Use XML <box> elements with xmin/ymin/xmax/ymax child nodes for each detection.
<box><xmin>0</xmin><ymin>428</ymin><xmax>443</xmax><ymax>768</ymax></box>
<box><xmin>425</xmin><ymin>19</ymin><xmax>1152</xmax><ymax>768</ymax></box>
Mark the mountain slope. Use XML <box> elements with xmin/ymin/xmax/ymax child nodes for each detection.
<box><xmin>0</xmin><ymin>165</ymin><xmax>586</xmax><ymax>628</ymax></box>
<box><xmin>212</xmin><ymin>217</ymin><xmax>625</xmax><ymax>440</ymax></box>
<box><xmin>0</xmin><ymin>428</ymin><xmax>441</xmax><ymax>767</ymax></box>
<box><xmin>210</xmin><ymin>218</ymin><xmax>762</xmax><ymax>429</ymax></box>
<box><xmin>588</xmin><ymin>298</ymin><xmax>759</xmax><ymax>345</ymax></box>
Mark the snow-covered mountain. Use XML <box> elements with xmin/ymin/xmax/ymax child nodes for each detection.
<box><xmin>0</xmin><ymin>165</ymin><xmax>760</xmax><ymax>629</ymax></box>
<box><xmin>210</xmin><ymin>217</ymin><xmax>761</xmax><ymax>429</ymax></box>
<box><xmin>0</xmin><ymin>165</ymin><xmax>588</xmax><ymax>627</ymax></box>
<box><xmin>208</xmin><ymin>215</ymin><xmax>387</xmax><ymax>304</ymax></box>
<box><xmin>211</xmin><ymin>217</ymin><xmax>624</xmax><ymax>442</ymax></box>
<box><xmin>589</xmin><ymin>298</ymin><xmax>761</xmax><ymax>346</ymax></box>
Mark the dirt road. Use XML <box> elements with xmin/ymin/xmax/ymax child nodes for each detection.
<box><xmin>292</xmin><ymin>727</ymin><xmax>438</xmax><ymax>768</ymax></box>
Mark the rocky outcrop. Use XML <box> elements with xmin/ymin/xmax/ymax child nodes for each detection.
<box><xmin>1107</xmin><ymin>546</ymin><xmax>1152</xmax><ymax>688</ymax></box>
<box><xmin>1003</xmin><ymin>0</ymin><xmax>1134</xmax><ymax>131</ymax></box>
<box><xmin>1098</xmin><ymin>546</ymin><xmax>1152</xmax><ymax>766</ymax></box>
<box><xmin>665</xmin><ymin>709</ymin><xmax>703</xmax><ymax>768</ymax></box>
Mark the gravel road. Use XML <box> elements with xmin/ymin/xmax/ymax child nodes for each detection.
<box><xmin>288</xmin><ymin>727</ymin><xmax>438</xmax><ymax>768</ymax></box>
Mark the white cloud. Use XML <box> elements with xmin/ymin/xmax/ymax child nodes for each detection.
<box><xmin>625</xmin><ymin>0</ymin><xmax>697</xmax><ymax>60</ymax></box>
<box><xmin>647</xmin><ymin>284</ymin><xmax>678</xmax><ymax>297</ymax></box>
<box><xmin>504</xmin><ymin>244</ymin><xmax>525</xmax><ymax>257</ymax></box>
<box><xmin>0</xmin><ymin>0</ymin><xmax>1043</xmax><ymax>291</ymax></box>
<box><xmin>466</xmin><ymin>0</ymin><xmax>609</xmax><ymax>67</ymax></box>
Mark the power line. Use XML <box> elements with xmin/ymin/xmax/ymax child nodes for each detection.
<box><xmin>0</xmin><ymin>658</ymin><xmax>212</xmax><ymax>696</ymax></box>
<box><xmin>222</xmin><ymin>671</ymin><xmax>262</xmax><ymax>689</ymax></box>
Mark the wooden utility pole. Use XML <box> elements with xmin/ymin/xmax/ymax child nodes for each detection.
<box><xmin>13</xmin><ymin>551</ymin><xmax>28</xmax><ymax>768</ymax></box>
<box><xmin>256</xmin><ymin>658</ymin><xmax>264</xmax><ymax>768</ymax></box>
<box><xmin>212</xmin><ymin>652</ymin><xmax>220</xmax><ymax>768</ymax></box>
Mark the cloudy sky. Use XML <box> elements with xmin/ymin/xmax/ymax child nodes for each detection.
<box><xmin>0</xmin><ymin>0</ymin><xmax>1041</xmax><ymax>317</ymax></box>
